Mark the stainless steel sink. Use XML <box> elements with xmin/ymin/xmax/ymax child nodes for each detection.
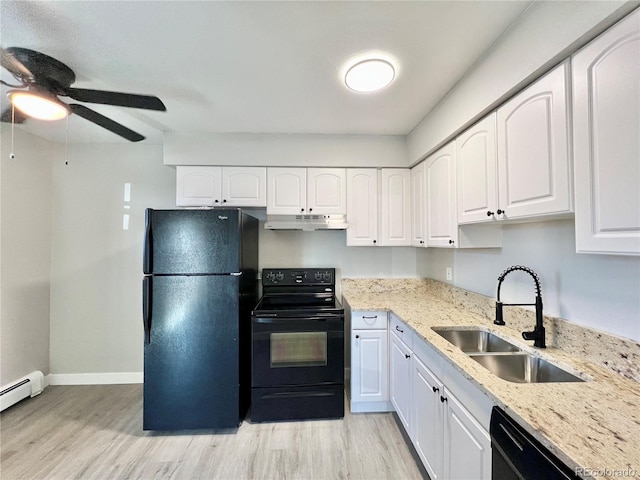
<box><xmin>432</xmin><ymin>326</ymin><xmax>587</xmax><ymax>383</ymax></box>
<box><xmin>433</xmin><ymin>327</ymin><xmax>522</xmax><ymax>353</ymax></box>
<box><xmin>469</xmin><ymin>353</ymin><xmax>585</xmax><ymax>383</ymax></box>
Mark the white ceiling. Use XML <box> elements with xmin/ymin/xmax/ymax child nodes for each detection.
<box><xmin>0</xmin><ymin>0</ymin><xmax>532</xmax><ymax>144</ymax></box>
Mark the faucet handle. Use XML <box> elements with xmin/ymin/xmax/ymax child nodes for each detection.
<box><xmin>494</xmin><ymin>301</ymin><xmax>505</xmax><ymax>325</ymax></box>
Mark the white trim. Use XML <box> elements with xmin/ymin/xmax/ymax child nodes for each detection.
<box><xmin>47</xmin><ymin>372</ymin><xmax>143</xmax><ymax>385</ymax></box>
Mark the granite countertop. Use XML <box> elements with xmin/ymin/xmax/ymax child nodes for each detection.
<box><xmin>342</xmin><ymin>278</ymin><xmax>640</xmax><ymax>480</ymax></box>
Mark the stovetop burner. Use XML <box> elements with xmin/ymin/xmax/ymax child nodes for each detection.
<box><xmin>252</xmin><ymin>268</ymin><xmax>343</xmax><ymax>317</ymax></box>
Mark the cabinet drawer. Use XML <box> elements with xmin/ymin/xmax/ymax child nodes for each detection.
<box><xmin>390</xmin><ymin>313</ymin><xmax>413</xmax><ymax>349</ymax></box>
<box><xmin>352</xmin><ymin>311</ymin><xmax>387</xmax><ymax>330</ymax></box>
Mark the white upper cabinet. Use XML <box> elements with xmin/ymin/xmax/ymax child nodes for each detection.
<box><xmin>346</xmin><ymin>168</ymin><xmax>411</xmax><ymax>247</ymax></box>
<box><xmin>456</xmin><ymin>114</ymin><xmax>499</xmax><ymax>224</ymax></box>
<box><xmin>380</xmin><ymin>169</ymin><xmax>412</xmax><ymax>246</ymax></box>
<box><xmin>267</xmin><ymin>167</ymin><xmax>346</xmax><ymax>215</ymax></box>
<box><xmin>267</xmin><ymin>167</ymin><xmax>307</xmax><ymax>214</ymax></box>
<box><xmin>411</xmin><ymin>161</ymin><xmax>427</xmax><ymax>247</ymax></box>
<box><xmin>220</xmin><ymin>167</ymin><xmax>267</xmax><ymax>207</ymax></box>
<box><xmin>307</xmin><ymin>168</ymin><xmax>347</xmax><ymax>215</ymax></box>
<box><xmin>176</xmin><ymin>166</ymin><xmax>266</xmax><ymax>207</ymax></box>
<box><xmin>346</xmin><ymin>169</ymin><xmax>379</xmax><ymax>246</ymax></box>
<box><xmin>425</xmin><ymin>143</ymin><xmax>458</xmax><ymax>247</ymax></box>
<box><xmin>497</xmin><ymin>61</ymin><xmax>573</xmax><ymax>220</ymax></box>
<box><xmin>572</xmin><ymin>9</ymin><xmax>640</xmax><ymax>256</ymax></box>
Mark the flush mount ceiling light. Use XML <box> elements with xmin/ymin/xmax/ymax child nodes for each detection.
<box><xmin>344</xmin><ymin>58</ymin><xmax>396</xmax><ymax>93</ymax></box>
<box><xmin>7</xmin><ymin>90</ymin><xmax>69</xmax><ymax>121</ymax></box>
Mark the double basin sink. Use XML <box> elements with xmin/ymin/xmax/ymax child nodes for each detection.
<box><xmin>432</xmin><ymin>327</ymin><xmax>585</xmax><ymax>383</ymax></box>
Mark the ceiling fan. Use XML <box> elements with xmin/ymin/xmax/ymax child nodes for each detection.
<box><xmin>0</xmin><ymin>47</ymin><xmax>166</xmax><ymax>142</ymax></box>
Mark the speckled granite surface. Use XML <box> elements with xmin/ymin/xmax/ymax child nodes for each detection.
<box><xmin>343</xmin><ymin>278</ymin><xmax>640</xmax><ymax>480</ymax></box>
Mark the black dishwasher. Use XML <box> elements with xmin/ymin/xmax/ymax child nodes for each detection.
<box><xmin>490</xmin><ymin>407</ymin><xmax>580</xmax><ymax>479</ymax></box>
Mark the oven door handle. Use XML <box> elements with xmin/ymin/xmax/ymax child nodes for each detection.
<box><xmin>253</xmin><ymin>316</ymin><xmax>342</xmax><ymax>323</ymax></box>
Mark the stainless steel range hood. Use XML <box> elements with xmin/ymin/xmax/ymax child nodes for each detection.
<box><xmin>264</xmin><ymin>214</ymin><xmax>349</xmax><ymax>231</ymax></box>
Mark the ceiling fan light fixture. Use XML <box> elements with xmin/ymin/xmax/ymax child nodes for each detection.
<box><xmin>344</xmin><ymin>58</ymin><xmax>396</xmax><ymax>93</ymax></box>
<box><xmin>7</xmin><ymin>90</ymin><xmax>69</xmax><ymax>121</ymax></box>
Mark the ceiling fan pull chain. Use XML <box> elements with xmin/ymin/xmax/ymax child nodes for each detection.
<box><xmin>65</xmin><ymin>115</ymin><xmax>69</xmax><ymax>165</ymax></box>
<box><xmin>10</xmin><ymin>103</ymin><xmax>15</xmax><ymax>160</ymax></box>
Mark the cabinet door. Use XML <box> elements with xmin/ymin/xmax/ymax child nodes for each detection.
<box><xmin>176</xmin><ymin>166</ymin><xmax>221</xmax><ymax>206</ymax></box>
<box><xmin>425</xmin><ymin>143</ymin><xmax>458</xmax><ymax>247</ymax></box>
<box><xmin>267</xmin><ymin>168</ymin><xmax>306</xmax><ymax>215</ymax></box>
<box><xmin>221</xmin><ymin>167</ymin><xmax>266</xmax><ymax>207</ymax></box>
<box><xmin>351</xmin><ymin>329</ymin><xmax>389</xmax><ymax>404</ymax></box>
<box><xmin>573</xmin><ymin>9</ymin><xmax>640</xmax><ymax>255</ymax></box>
<box><xmin>380</xmin><ymin>169</ymin><xmax>412</xmax><ymax>246</ymax></box>
<box><xmin>390</xmin><ymin>331</ymin><xmax>412</xmax><ymax>434</ymax></box>
<box><xmin>413</xmin><ymin>355</ymin><xmax>444</xmax><ymax>480</ymax></box>
<box><xmin>456</xmin><ymin>114</ymin><xmax>498</xmax><ymax>224</ymax></box>
<box><xmin>346</xmin><ymin>169</ymin><xmax>379</xmax><ymax>246</ymax></box>
<box><xmin>443</xmin><ymin>390</ymin><xmax>491</xmax><ymax>480</ymax></box>
<box><xmin>307</xmin><ymin>168</ymin><xmax>347</xmax><ymax>215</ymax></box>
<box><xmin>497</xmin><ymin>62</ymin><xmax>572</xmax><ymax>220</ymax></box>
<box><xmin>411</xmin><ymin>161</ymin><xmax>427</xmax><ymax>247</ymax></box>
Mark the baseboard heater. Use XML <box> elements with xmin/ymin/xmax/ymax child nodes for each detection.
<box><xmin>0</xmin><ymin>371</ymin><xmax>45</xmax><ymax>412</ymax></box>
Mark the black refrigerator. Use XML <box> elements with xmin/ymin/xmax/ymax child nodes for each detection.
<box><xmin>142</xmin><ymin>208</ymin><xmax>258</xmax><ymax>431</ymax></box>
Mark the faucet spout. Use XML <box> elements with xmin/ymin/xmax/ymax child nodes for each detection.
<box><xmin>494</xmin><ymin>265</ymin><xmax>546</xmax><ymax>348</ymax></box>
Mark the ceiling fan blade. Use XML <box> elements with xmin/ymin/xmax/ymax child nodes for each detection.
<box><xmin>1</xmin><ymin>47</ymin><xmax>33</xmax><ymax>81</ymax></box>
<box><xmin>0</xmin><ymin>105</ymin><xmax>28</xmax><ymax>123</ymax></box>
<box><xmin>64</xmin><ymin>88</ymin><xmax>166</xmax><ymax>111</ymax></box>
<box><xmin>69</xmin><ymin>104</ymin><xmax>145</xmax><ymax>142</ymax></box>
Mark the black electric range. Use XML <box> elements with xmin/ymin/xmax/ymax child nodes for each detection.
<box><xmin>250</xmin><ymin>268</ymin><xmax>345</xmax><ymax>422</ymax></box>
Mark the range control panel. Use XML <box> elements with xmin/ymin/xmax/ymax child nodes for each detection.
<box><xmin>262</xmin><ymin>268</ymin><xmax>335</xmax><ymax>286</ymax></box>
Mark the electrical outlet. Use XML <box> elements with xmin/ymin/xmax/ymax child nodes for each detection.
<box><xmin>446</xmin><ymin>267</ymin><xmax>453</xmax><ymax>281</ymax></box>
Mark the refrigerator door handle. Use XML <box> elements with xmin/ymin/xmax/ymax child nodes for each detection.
<box><xmin>143</xmin><ymin>276</ymin><xmax>152</xmax><ymax>344</ymax></box>
<box><xmin>143</xmin><ymin>209</ymin><xmax>153</xmax><ymax>274</ymax></box>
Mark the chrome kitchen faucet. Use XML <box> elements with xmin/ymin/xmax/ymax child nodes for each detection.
<box><xmin>494</xmin><ymin>265</ymin><xmax>546</xmax><ymax>348</ymax></box>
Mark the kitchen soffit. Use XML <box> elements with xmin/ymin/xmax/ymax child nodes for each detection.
<box><xmin>0</xmin><ymin>1</ymin><xmax>532</xmax><ymax>144</ymax></box>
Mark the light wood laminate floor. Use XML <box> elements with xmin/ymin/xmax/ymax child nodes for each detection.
<box><xmin>0</xmin><ymin>385</ymin><xmax>425</xmax><ymax>480</ymax></box>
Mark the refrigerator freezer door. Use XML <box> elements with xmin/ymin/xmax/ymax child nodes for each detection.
<box><xmin>144</xmin><ymin>209</ymin><xmax>241</xmax><ymax>275</ymax></box>
<box><xmin>143</xmin><ymin>275</ymin><xmax>241</xmax><ymax>430</ymax></box>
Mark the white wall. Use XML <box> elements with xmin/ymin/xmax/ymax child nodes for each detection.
<box><xmin>418</xmin><ymin>220</ymin><xmax>640</xmax><ymax>342</ymax></box>
<box><xmin>407</xmin><ymin>0</ymin><xmax>635</xmax><ymax>163</ymax></box>
<box><xmin>164</xmin><ymin>132</ymin><xmax>408</xmax><ymax>167</ymax></box>
<box><xmin>259</xmin><ymin>228</ymin><xmax>419</xmax><ymax>297</ymax></box>
<box><xmin>0</xmin><ymin>128</ymin><xmax>56</xmax><ymax>386</ymax></box>
<box><xmin>49</xmin><ymin>143</ymin><xmax>175</xmax><ymax>376</ymax></box>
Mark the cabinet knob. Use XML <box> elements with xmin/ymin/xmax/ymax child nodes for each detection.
<box><xmin>222</xmin><ymin>199</ymin><xmax>227</xmax><ymax>203</ymax></box>
<box><xmin>497</xmin><ymin>209</ymin><xmax>505</xmax><ymax>215</ymax></box>
<box><xmin>355</xmin><ymin>335</ymin><xmax>360</xmax><ymax>339</ymax></box>
<box><xmin>448</xmin><ymin>239</ymin><xmax>455</xmax><ymax>245</ymax></box>
<box><xmin>405</xmin><ymin>354</ymin><xmax>411</xmax><ymax>359</ymax></box>
<box><xmin>420</xmin><ymin>240</ymin><xmax>424</xmax><ymax>244</ymax></box>
<box><xmin>487</xmin><ymin>211</ymin><xmax>494</xmax><ymax>216</ymax></box>
<box><xmin>301</xmin><ymin>208</ymin><xmax>305</xmax><ymax>213</ymax></box>
<box><xmin>309</xmin><ymin>208</ymin><xmax>313</xmax><ymax>212</ymax></box>
<box><xmin>440</xmin><ymin>396</ymin><xmax>447</xmax><ymax>403</ymax></box>
<box><xmin>432</xmin><ymin>386</ymin><xmax>439</xmax><ymax>394</ymax></box>
<box><xmin>214</xmin><ymin>199</ymin><xmax>219</xmax><ymax>203</ymax></box>
<box><xmin>373</xmin><ymin>240</ymin><xmax>377</xmax><ymax>244</ymax></box>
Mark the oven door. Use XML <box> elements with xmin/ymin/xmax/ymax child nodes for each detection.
<box><xmin>251</xmin><ymin>314</ymin><xmax>344</xmax><ymax>388</ymax></box>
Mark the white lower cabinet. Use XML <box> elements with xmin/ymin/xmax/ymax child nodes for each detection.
<box><xmin>349</xmin><ymin>311</ymin><xmax>392</xmax><ymax>413</ymax></box>
<box><xmin>390</xmin><ymin>329</ymin><xmax>413</xmax><ymax>432</ymax></box>
<box><xmin>413</xmin><ymin>355</ymin><xmax>444</xmax><ymax>479</ymax></box>
<box><xmin>443</xmin><ymin>391</ymin><xmax>491</xmax><ymax>480</ymax></box>
<box><xmin>389</xmin><ymin>317</ymin><xmax>492</xmax><ymax>480</ymax></box>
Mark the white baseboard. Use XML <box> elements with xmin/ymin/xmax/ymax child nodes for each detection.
<box><xmin>47</xmin><ymin>372</ymin><xmax>143</xmax><ymax>385</ymax></box>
